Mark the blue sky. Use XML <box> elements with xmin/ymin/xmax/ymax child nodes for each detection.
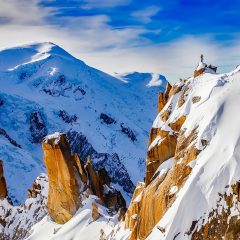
<box><xmin>0</xmin><ymin>0</ymin><xmax>239</xmax><ymax>82</ymax></box>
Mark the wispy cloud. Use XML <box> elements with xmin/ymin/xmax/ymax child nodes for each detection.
<box><xmin>81</xmin><ymin>0</ymin><xmax>132</xmax><ymax>9</ymax></box>
<box><xmin>81</xmin><ymin>35</ymin><xmax>240</xmax><ymax>83</ymax></box>
<box><xmin>0</xmin><ymin>0</ymin><xmax>51</xmax><ymax>25</ymax></box>
<box><xmin>132</xmin><ymin>6</ymin><xmax>161</xmax><ymax>23</ymax></box>
<box><xmin>0</xmin><ymin>0</ymin><xmax>239</xmax><ymax>83</ymax></box>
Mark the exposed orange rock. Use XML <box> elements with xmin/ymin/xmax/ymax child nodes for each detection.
<box><xmin>105</xmin><ymin>190</ymin><xmax>126</xmax><ymax>213</ymax></box>
<box><xmin>42</xmin><ymin>133</ymin><xmax>81</xmax><ymax>224</ymax></box>
<box><xmin>158</xmin><ymin>93</ymin><xmax>165</xmax><ymax>113</ymax></box>
<box><xmin>164</xmin><ymin>82</ymin><xmax>172</xmax><ymax>101</ymax></box>
<box><xmin>175</xmin><ymin>127</ymin><xmax>198</xmax><ymax>161</ymax></box>
<box><xmin>118</xmin><ymin>207</ymin><xmax>126</xmax><ymax>221</ymax></box>
<box><xmin>191</xmin><ymin>182</ymin><xmax>240</xmax><ymax>239</ymax></box>
<box><xmin>194</xmin><ymin>56</ymin><xmax>217</xmax><ymax>78</ymax></box>
<box><xmin>146</xmin><ymin>130</ymin><xmax>177</xmax><ymax>185</ymax></box>
<box><xmin>125</xmin><ymin>60</ymin><xmax>221</xmax><ymax>239</ymax></box>
<box><xmin>168</xmin><ymin>84</ymin><xmax>182</xmax><ymax>99</ymax></box>
<box><xmin>125</xmin><ymin>182</ymin><xmax>145</xmax><ymax>229</ymax></box>
<box><xmin>92</xmin><ymin>202</ymin><xmax>101</xmax><ymax>220</ymax></box>
<box><xmin>98</xmin><ymin>168</ymin><xmax>111</xmax><ymax>188</ymax></box>
<box><xmin>192</xmin><ymin>96</ymin><xmax>201</xmax><ymax>104</ymax></box>
<box><xmin>177</xmin><ymin>82</ymin><xmax>190</xmax><ymax>108</ymax></box>
<box><xmin>84</xmin><ymin>156</ymin><xmax>126</xmax><ymax>213</ymax></box>
<box><xmin>85</xmin><ymin>156</ymin><xmax>104</xmax><ymax>201</ymax></box>
<box><xmin>42</xmin><ymin>133</ymin><xmax>126</xmax><ymax>224</ymax></box>
<box><xmin>73</xmin><ymin>153</ymin><xmax>88</xmax><ymax>184</ymax></box>
<box><xmin>27</xmin><ymin>182</ymin><xmax>41</xmax><ymax>198</ymax></box>
<box><xmin>125</xmin><ymin>104</ymin><xmax>201</xmax><ymax>239</ymax></box>
<box><xmin>160</xmin><ymin>109</ymin><xmax>171</xmax><ymax>122</ymax></box>
<box><xmin>158</xmin><ymin>83</ymin><xmax>172</xmax><ymax>113</ymax></box>
<box><xmin>169</xmin><ymin>115</ymin><xmax>186</xmax><ymax>132</ymax></box>
<box><xmin>0</xmin><ymin>160</ymin><xmax>7</xmax><ymax>199</ymax></box>
<box><xmin>194</xmin><ymin>67</ymin><xmax>206</xmax><ymax>77</ymax></box>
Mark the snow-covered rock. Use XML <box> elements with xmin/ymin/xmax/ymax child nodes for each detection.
<box><xmin>110</xmin><ymin>64</ymin><xmax>240</xmax><ymax>239</ymax></box>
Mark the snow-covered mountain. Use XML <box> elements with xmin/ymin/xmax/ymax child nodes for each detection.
<box><xmin>110</xmin><ymin>62</ymin><xmax>240</xmax><ymax>239</ymax></box>
<box><xmin>1</xmin><ymin>43</ymin><xmax>240</xmax><ymax>240</ymax></box>
<box><xmin>0</xmin><ymin>42</ymin><xmax>167</xmax><ymax>204</ymax></box>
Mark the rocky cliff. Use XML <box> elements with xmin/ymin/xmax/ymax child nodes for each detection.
<box><xmin>110</xmin><ymin>61</ymin><xmax>240</xmax><ymax>240</ymax></box>
<box><xmin>43</xmin><ymin>132</ymin><xmax>126</xmax><ymax>224</ymax></box>
<box><xmin>42</xmin><ymin>133</ymin><xmax>81</xmax><ymax>224</ymax></box>
<box><xmin>0</xmin><ymin>132</ymin><xmax>127</xmax><ymax>239</ymax></box>
<box><xmin>0</xmin><ymin>160</ymin><xmax>7</xmax><ymax>199</ymax></box>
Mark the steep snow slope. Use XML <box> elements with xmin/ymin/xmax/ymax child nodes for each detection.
<box><xmin>109</xmin><ymin>65</ymin><xmax>240</xmax><ymax>239</ymax></box>
<box><xmin>148</xmin><ymin>65</ymin><xmax>240</xmax><ymax>239</ymax></box>
<box><xmin>26</xmin><ymin>195</ymin><xmax>118</xmax><ymax>240</ymax></box>
<box><xmin>0</xmin><ymin>42</ymin><xmax>167</xmax><ymax>203</ymax></box>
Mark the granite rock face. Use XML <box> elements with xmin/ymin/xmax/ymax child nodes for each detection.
<box><xmin>42</xmin><ymin>132</ymin><xmax>126</xmax><ymax>224</ymax></box>
<box><xmin>42</xmin><ymin>133</ymin><xmax>81</xmax><ymax>224</ymax></box>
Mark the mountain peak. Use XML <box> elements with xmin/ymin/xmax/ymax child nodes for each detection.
<box><xmin>0</xmin><ymin>42</ymin><xmax>76</xmax><ymax>71</ymax></box>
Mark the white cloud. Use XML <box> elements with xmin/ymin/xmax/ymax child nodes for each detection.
<box><xmin>132</xmin><ymin>6</ymin><xmax>161</xmax><ymax>23</ymax></box>
<box><xmin>0</xmin><ymin>1</ymin><xmax>239</xmax><ymax>83</ymax></box>
<box><xmin>0</xmin><ymin>0</ymin><xmax>52</xmax><ymax>25</ymax></box>
<box><xmin>81</xmin><ymin>0</ymin><xmax>132</xmax><ymax>9</ymax></box>
<box><xmin>77</xmin><ymin>36</ymin><xmax>240</xmax><ymax>83</ymax></box>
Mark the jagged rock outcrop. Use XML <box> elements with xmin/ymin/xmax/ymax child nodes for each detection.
<box><xmin>120</xmin><ymin>123</ymin><xmax>137</xmax><ymax>142</ymax></box>
<box><xmin>0</xmin><ymin>174</ymin><xmax>48</xmax><ymax>240</ymax></box>
<box><xmin>125</xmin><ymin>182</ymin><xmax>145</xmax><ymax>234</ymax></box>
<box><xmin>27</xmin><ymin>181</ymin><xmax>41</xmax><ymax>198</ymax></box>
<box><xmin>58</xmin><ymin>110</ymin><xmax>78</xmax><ymax>125</ymax></box>
<box><xmin>119</xmin><ymin>61</ymin><xmax>240</xmax><ymax>240</ymax></box>
<box><xmin>85</xmin><ymin>156</ymin><xmax>126</xmax><ymax>213</ymax></box>
<box><xmin>124</xmin><ymin>60</ymin><xmax>225</xmax><ymax>239</ymax></box>
<box><xmin>42</xmin><ymin>133</ymin><xmax>81</xmax><ymax>224</ymax></box>
<box><xmin>194</xmin><ymin>55</ymin><xmax>217</xmax><ymax>77</ymax></box>
<box><xmin>125</xmin><ymin>114</ymin><xmax>192</xmax><ymax>240</ymax></box>
<box><xmin>158</xmin><ymin>82</ymin><xmax>172</xmax><ymax>113</ymax></box>
<box><xmin>73</xmin><ymin>153</ymin><xmax>88</xmax><ymax>184</ymax></box>
<box><xmin>43</xmin><ymin>132</ymin><xmax>126</xmax><ymax>224</ymax></box>
<box><xmin>67</xmin><ymin>130</ymin><xmax>135</xmax><ymax>194</ymax></box>
<box><xmin>125</xmin><ymin>88</ymin><xmax>190</xmax><ymax>239</ymax></box>
<box><xmin>0</xmin><ymin>160</ymin><xmax>7</xmax><ymax>199</ymax></box>
<box><xmin>146</xmin><ymin>129</ymin><xmax>177</xmax><ymax>185</ymax></box>
<box><xmin>92</xmin><ymin>202</ymin><xmax>101</xmax><ymax>220</ymax></box>
<box><xmin>85</xmin><ymin>156</ymin><xmax>104</xmax><ymax>201</ymax></box>
<box><xmin>191</xmin><ymin>182</ymin><xmax>240</xmax><ymax>239</ymax></box>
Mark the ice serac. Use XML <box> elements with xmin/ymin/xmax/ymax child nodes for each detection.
<box><xmin>42</xmin><ymin>132</ymin><xmax>81</xmax><ymax>224</ymax></box>
<box><xmin>0</xmin><ymin>160</ymin><xmax>7</xmax><ymax>199</ymax></box>
<box><xmin>121</xmin><ymin>61</ymin><xmax>240</xmax><ymax>240</ymax></box>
